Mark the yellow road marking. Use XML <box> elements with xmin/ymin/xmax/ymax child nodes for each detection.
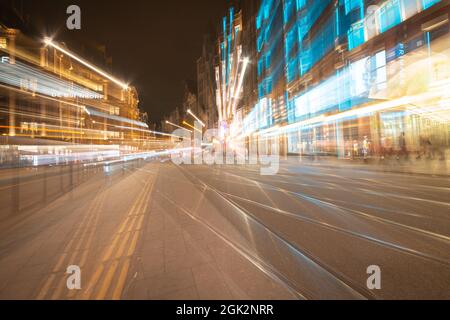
<box><xmin>50</xmin><ymin>276</ymin><xmax>67</xmax><ymax>300</ymax></box>
<box><xmin>95</xmin><ymin>260</ymin><xmax>120</xmax><ymax>300</ymax></box>
<box><xmin>36</xmin><ymin>274</ymin><xmax>56</xmax><ymax>300</ymax></box>
<box><xmin>102</xmin><ymin>234</ymin><xmax>122</xmax><ymax>263</ymax></box>
<box><xmin>127</xmin><ymin>232</ymin><xmax>141</xmax><ymax>257</ymax></box>
<box><xmin>112</xmin><ymin>258</ymin><xmax>131</xmax><ymax>300</ymax></box>
<box><xmin>136</xmin><ymin>215</ymin><xmax>145</xmax><ymax>231</ymax></box>
<box><xmin>77</xmin><ymin>166</ymin><xmax>158</xmax><ymax>300</ymax></box>
<box><xmin>115</xmin><ymin>232</ymin><xmax>132</xmax><ymax>259</ymax></box>
<box><xmin>80</xmin><ymin>264</ymin><xmax>104</xmax><ymax>300</ymax></box>
<box><xmin>37</xmin><ymin>188</ymin><xmax>107</xmax><ymax>299</ymax></box>
<box><xmin>116</xmin><ymin>216</ymin><xmax>131</xmax><ymax>234</ymax></box>
<box><xmin>126</xmin><ymin>216</ymin><xmax>139</xmax><ymax>233</ymax></box>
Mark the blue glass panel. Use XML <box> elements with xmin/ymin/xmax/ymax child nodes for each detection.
<box><xmin>378</xmin><ymin>0</ymin><xmax>402</xmax><ymax>33</ymax></box>
<box><xmin>348</xmin><ymin>20</ymin><xmax>365</xmax><ymax>50</ymax></box>
<box><xmin>422</xmin><ymin>0</ymin><xmax>441</xmax><ymax>10</ymax></box>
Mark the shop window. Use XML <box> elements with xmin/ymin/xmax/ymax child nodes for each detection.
<box><xmin>378</xmin><ymin>0</ymin><xmax>402</xmax><ymax>33</ymax></box>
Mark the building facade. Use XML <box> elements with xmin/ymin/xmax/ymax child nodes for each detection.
<box><xmin>215</xmin><ymin>6</ymin><xmax>247</xmax><ymax>136</ymax></box>
<box><xmin>197</xmin><ymin>35</ymin><xmax>218</xmax><ymax>129</ymax></box>
<box><xmin>237</xmin><ymin>0</ymin><xmax>449</xmax><ymax>158</ymax></box>
<box><xmin>0</xmin><ymin>12</ymin><xmax>148</xmax><ymax>147</ymax></box>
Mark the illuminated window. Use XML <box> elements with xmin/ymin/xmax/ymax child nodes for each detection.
<box><xmin>296</xmin><ymin>0</ymin><xmax>306</xmax><ymax>10</ymax></box>
<box><xmin>284</xmin><ymin>0</ymin><xmax>295</xmax><ymax>24</ymax></box>
<box><xmin>300</xmin><ymin>12</ymin><xmax>336</xmax><ymax>75</ymax></box>
<box><xmin>256</xmin><ymin>15</ymin><xmax>262</xmax><ymax>30</ymax></box>
<box><xmin>285</xmin><ymin>27</ymin><xmax>296</xmax><ymax>56</ymax></box>
<box><xmin>422</xmin><ymin>0</ymin><xmax>441</xmax><ymax>10</ymax></box>
<box><xmin>0</xmin><ymin>37</ymin><xmax>6</xmax><ymax>49</ymax></box>
<box><xmin>109</xmin><ymin>107</ymin><xmax>120</xmax><ymax>116</ymax></box>
<box><xmin>402</xmin><ymin>0</ymin><xmax>420</xmax><ymax>20</ymax></box>
<box><xmin>373</xmin><ymin>50</ymin><xmax>387</xmax><ymax>90</ymax></box>
<box><xmin>378</xmin><ymin>0</ymin><xmax>402</xmax><ymax>33</ymax></box>
<box><xmin>286</xmin><ymin>57</ymin><xmax>298</xmax><ymax>83</ymax></box>
<box><xmin>344</xmin><ymin>0</ymin><xmax>363</xmax><ymax>15</ymax></box>
<box><xmin>266</xmin><ymin>52</ymin><xmax>271</xmax><ymax>69</ymax></box>
<box><xmin>348</xmin><ymin>20</ymin><xmax>366</xmax><ymax>50</ymax></box>
<box><xmin>258</xmin><ymin>83</ymin><xmax>264</xmax><ymax>98</ymax></box>
<box><xmin>266</xmin><ymin>77</ymin><xmax>273</xmax><ymax>94</ymax></box>
<box><xmin>258</xmin><ymin>58</ymin><xmax>263</xmax><ymax>76</ymax></box>
<box><xmin>350</xmin><ymin>57</ymin><xmax>369</xmax><ymax>97</ymax></box>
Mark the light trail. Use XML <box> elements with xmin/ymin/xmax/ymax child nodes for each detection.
<box><xmin>147</xmin><ymin>129</ymin><xmax>185</xmax><ymax>139</ymax></box>
<box><xmin>0</xmin><ymin>108</ymin><xmax>81</xmax><ymax>125</ymax></box>
<box><xmin>44</xmin><ymin>38</ymin><xmax>129</xmax><ymax>90</ymax></box>
<box><xmin>0</xmin><ymin>83</ymin><xmax>87</xmax><ymax>111</ymax></box>
<box><xmin>165</xmin><ymin>120</ymin><xmax>192</xmax><ymax>133</ymax></box>
<box><xmin>85</xmin><ymin>107</ymin><xmax>148</xmax><ymax>129</ymax></box>
<box><xmin>231</xmin><ymin>57</ymin><xmax>249</xmax><ymax>117</ymax></box>
<box><xmin>0</xmin><ymin>57</ymin><xmax>103</xmax><ymax>99</ymax></box>
<box><xmin>182</xmin><ymin>121</ymin><xmax>202</xmax><ymax>133</ymax></box>
<box><xmin>187</xmin><ymin>109</ymin><xmax>205</xmax><ymax>127</ymax></box>
<box><xmin>0</xmin><ymin>125</ymin><xmax>83</xmax><ymax>135</ymax></box>
<box><xmin>254</xmin><ymin>89</ymin><xmax>449</xmax><ymax>140</ymax></box>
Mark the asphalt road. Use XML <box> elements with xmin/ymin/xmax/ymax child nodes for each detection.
<box><xmin>0</xmin><ymin>158</ymin><xmax>449</xmax><ymax>299</ymax></box>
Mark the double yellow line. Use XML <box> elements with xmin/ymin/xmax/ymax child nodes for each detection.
<box><xmin>81</xmin><ymin>173</ymin><xmax>156</xmax><ymax>300</ymax></box>
<box><xmin>36</xmin><ymin>186</ymin><xmax>108</xmax><ymax>300</ymax></box>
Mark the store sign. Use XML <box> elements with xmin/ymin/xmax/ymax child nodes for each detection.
<box><xmin>386</xmin><ymin>43</ymin><xmax>405</xmax><ymax>63</ymax></box>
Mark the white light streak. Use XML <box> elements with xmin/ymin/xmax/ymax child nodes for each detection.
<box><xmin>187</xmin><ymin>109</ymin><xmax>205</xmax><ymax>127</ymax></box>
<box><xmin>166</xmin><ymin>120</ymin><xmax>192</xmax><ymax>133</ymax></box>
<box><xmin>44</xmin><ymin>38</ymin><xmax>129</xmax><ymax>90</ymax></box>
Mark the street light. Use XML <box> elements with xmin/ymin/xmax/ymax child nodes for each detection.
<box><xmin>187</xmin><ymin>109</ymin><xmax>206</xmax><ymax>127</ymax></box>
<box><xmin>166</xmin><ymin>120</ymin><xmax>192</xmax><ymax>133</ymax></box>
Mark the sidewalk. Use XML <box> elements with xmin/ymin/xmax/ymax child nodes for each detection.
<box><xmin>287</xmin><ymin>155</ymin><xmax>450</xmax><ymax>177</ymax></box>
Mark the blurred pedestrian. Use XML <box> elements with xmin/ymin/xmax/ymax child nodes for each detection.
<box><xmin>363</xmin><ymin>136</ymin><xmax>370</xmax><ymax>162</ymax></box>
<box><xmin>353</xmin><ymin>140</ymin><xmax>359</xmax><ymax>160</ymax></box>
<box><xmin>417</xmin><ymin>135</ymin><xmax>427</xmax><ymax>160</ymax></box>
<box><xmin>380</xmin><ymin>135</ymin><xmax>387</xmax><ymax>160</ymax></box>
<box><xmin>397</xmin><ymin>132</ymin><xmax>408</xmax><ymax>160</ymax></box>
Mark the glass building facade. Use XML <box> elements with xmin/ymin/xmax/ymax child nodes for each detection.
<box><xmin>241</xmin><ymin>0</ymin><xmax>449</xmax><ymax>158</ymax></box>
<box><xmin>255</xmin><ymin>0</ymin><xmax>287</xmax><ymax>129</ymax></box>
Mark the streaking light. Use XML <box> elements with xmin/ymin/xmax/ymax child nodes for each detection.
<box><xmin>44</xmin><ymin>38</ymin><xmax>129</xmax><ymax>90</ymax></box>
<box><xmin>182</xmin><ymin>121</ymin><xmax>202</xmax><ymax>133</ymax></box>
<box><xmin>85</xmin><ymin>107</ymin><xmax>148</xmax><ymax>129</ymax></box>
<box><xmin>0</xmin><ymin>58</ymin><xmax>103</xmax><ymax>99</ymax></box>
<box><xmin>166</xmin><ymin>120</ymin><xmax>192</xmax><ymax>133</ymax></box>
<box><xmin>187</xmin><ymin>109</ymin><xmax>206</xmax><ymax>127</ymax></box>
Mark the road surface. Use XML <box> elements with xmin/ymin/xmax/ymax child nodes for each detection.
<box><xmin>0</xmin><ymin>158</ymin><xmax>449</xmax><ymax>299</ymax></box>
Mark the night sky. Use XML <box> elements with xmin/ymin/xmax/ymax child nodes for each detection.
<box><xmin>20</xmin><ymin>0</ymin><xmax>232</xmax><ymax>125</ymax></box>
